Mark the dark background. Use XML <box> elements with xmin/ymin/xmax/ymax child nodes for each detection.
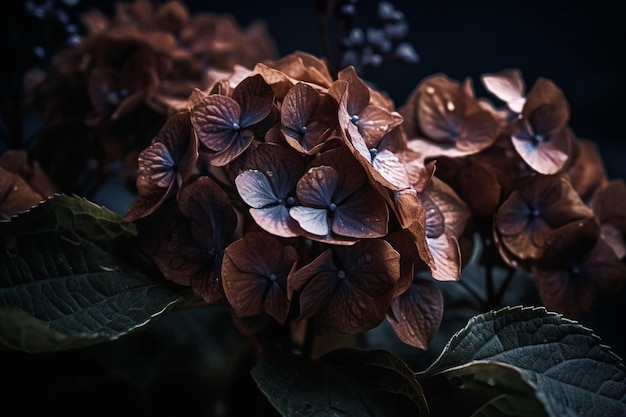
<box><xmin>1</xmin><ymin>1</ymin><xmax>625</xmax><ymax>416</ymax></box>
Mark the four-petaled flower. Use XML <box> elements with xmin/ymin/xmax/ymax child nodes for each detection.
<box><xmin>222</xmin><ymin>230</ymin><xmax>298</xmax><ymax>325</ymax></box>
<box><xmin>495</xmin><ymin>175</ymin><xmax>595</xmax><ymax>269</ymax></box>
<box><xmin>288</xmin><ymin>239</ymin><xmax>400</xmax><ymax>334</ymax></box>
<box><xmin>235</xmin><ymin>142</ymin><xmax>305</xmax><ymax>237</ymax></box>
<box><xmin>191</xmin><ymin>73</ymin><xmax>275</xmax><ymax>166</ymax></box>
<box><xmin>510</xmin><ymin>78</ymin><xmax>571</xmax><ymax>174</ymax></box>
<box><xmin>288</xmin><ymin>145</ymin><xmax>389</xmax><ymax>243</ymax></box>
<box><xmin>150</xmin><ymin>176</ymin><xmax>237</xmax><ymax>304</ymax></box>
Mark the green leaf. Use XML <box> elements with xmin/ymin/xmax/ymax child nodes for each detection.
<box><xmin>0</xmin><ymin>195</ymin><xmax>184</xmax><ymax>352</ymax></box>
<box><xmin>3</xmin><ymin>194</ymin><xmax>138</xmax><ymax>243</ymax></box>
<box><xmin>252</xmin><ymin>347</ymin><xmax>429</xmax><ymax>417</ymax></box>
<box><xmin>417</xmin><ymin>306</ymin><xmax>626</xmax><ymax>417</ymax></box>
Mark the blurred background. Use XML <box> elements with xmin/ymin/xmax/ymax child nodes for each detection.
<box><xmin>1</xmin><ymin>1</ymin><xmax>624</xmax><ymax>416</ymax></box>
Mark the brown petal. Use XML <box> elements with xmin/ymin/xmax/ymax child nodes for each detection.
<box><xmin>511</xmin><ymin>126</ymin><xmax>570</xmax><ymax>175</ymax></box>
<box><xmin>357</xmin><ymin>105</ymin><xmax>404</xmax><ymax>149</ymax></box>
<box><xmin>281</xmin><ymin>82</ymin><xmax>320</xmax><ymax>133</ymax></box>
<box><xmin>288</xmin><ymin>248</ymin><xmax>336</xmax><ymax>304</ymax></box>
<box><xmin>138</xmin><ymin>142</ymin><xmax>176</xmax><ymax>187</ymax></box>
<box><xmin>155</xmin><ymin>0</ymin><xmax>190</xmax><ymax>34</ymax></box>
<box><xmin>111</xmin><ymin>89</ymin><xmax>147</xmax><ymax>120</ymax></box>
<box><xmin>191</xmin><ymin>94</ymin><xmax>241</xmax><ymax>151</ymax></box>
<box><xmin>124</xmin><ymin>174</ymin><xmax>173</xmax><ymax>222</ymax></box>
<box><xmin>454</xmin><ymin>108</ymin><xmax>500</xmax><ymax>154</ymax></box>
<box><xmin>593</xmin><ymin>179</ymin><xmax>626</xmax><ymax>230</ymax></box>
<box><xmin>0</xmin><ymin>168</ymin><xmax>43</xmax><ymax>219</ymax></box>
<box><xmin>387</xmin><ymin>278</ymin><xmax>443</xmax><ymax>349</ymax></box>
<box><xmin>177</xmin><ymin>176</ymin><xmax>237</xmax><ymax>248</ymax></box>
<box><xmin>503</xmin><ymin>217</ymin><xmax>552</xmax><ymax>260</ymax></box>
<box><xmin>232</xmin><ymin>74</ymin><xmax>274</xmax><ymax>127</ymax></box>
<box><xmin>533</xmin><ymin>239</ymin><xmax>626</xmax><ymax>318</ymax></box>
<box><xmin>338</xmin><ymin>66</ymin><xmax>370</xmax><ymax>116</ymax></box>
<box><xmin>385</xmin><ymin>230</ymin><xmax>420</xmax><ymax>297</ymax></box>
<box><xmin>250</xmin><ymin>62</ymin><xmax>295</xmax><ymax>100</ymax></box>
<box><xmin>427</xmin><ymin>233</ymin><xmax>463</xmax><ymax>281</ymax></box>
<box><xmin>480</xmin><ymin>68</ymin><xmax>526</xmax><ymax>113</ymax></box>
<box><xmin>266</xmin><ymin>51</ymin><xmax>333</xmax><ymax>89</ymax></box>
<box><xmin>392</xmin><ymin>190</ymin><xmax>433</xmax><ymax>268</ymax></box>
<box><xmin>563</xmin><ymin>137</ymin><xmax>608</xmax><ymax>203</ymax></box>
<box><xmin>424</xmin><ymin>176</ymin><xmax>470</xmax><ymax>238</ymax></box>
<box><xmin>539</xmin><ymin>217</ymin><xmax>600</xmax><ymax>267</ymax></box>
<box><xmin>208</xmin><ymin>130</ymin><xmax>255</xmax><ymax>167</ymax></box>
<box><xmin>322</xmin><ymin>239</ymin><xmax>400</xmax><ymax>333</ymax></box>
<box><xmin>416</xmin><ymin>74</ymin><xmax>467</xmax><ymax>142</ymax></box>
<box><xmin>522</xmin><ymin>77</ymin><xmax>569</xmax><ymax>133</ymax></box>
<box><xmin>222</xmin><ymin>231</ymin><xmax>296</xmax><ymax>323</ymax></box>
<box><xmin>250</xmin><ymin>205</ymin><xmax>304</xmax><ymax>238</ymax></box>
<box><xmin>371</xmin><ymin>149</ymin><xmax>411</xmax><ymax>190</ymax></box>
<box><xmin>332</xmin><ymin>185</ymin><xmax>389</xmax><ymax>239</ymax></box>
<box><xmin>533</xmin><ymin>175</ymin><xmax>594</xmax><ymax>226</ymax></box>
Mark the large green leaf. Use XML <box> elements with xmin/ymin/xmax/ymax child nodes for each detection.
<box><xmin>0</xmin><ymin>195</ymin><xmax>184</xmax><ymax>352</ymax></box>
<box><xmin>416</xmin><ymin>306</ymin><xmax>626</xmax><ymax>417</ymax></box>
<box><xmin>252</xmin><ymin>347</ymin><xmax>429</xmax><ymax>417</ymax></box>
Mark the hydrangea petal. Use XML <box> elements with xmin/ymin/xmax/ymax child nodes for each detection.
<box><xmin>235</xmin><ymin>170</ymin><xmax>279</xmax><ymax>208</ymax></box>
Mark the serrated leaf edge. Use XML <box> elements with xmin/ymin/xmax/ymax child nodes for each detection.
<box><xmin>417</xmin><ymin>305</ymin><xmax>625</xmax><ymax>377</ymax></box>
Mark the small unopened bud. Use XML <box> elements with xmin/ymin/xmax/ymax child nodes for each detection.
<box><xmin>394</xmin><ymin>42</ymin><xmax>419</xmax><ymax>63</ymax></box>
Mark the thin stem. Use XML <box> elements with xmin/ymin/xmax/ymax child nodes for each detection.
<box><xmin>313</xmin><ymin>6</ymin><xmax>336</xmax><ymax>78</ymax></box>
<box><xmin>479</xmin><ymin>228</ymin><xmax>499</xmax><ymax>310</ymax></box>
<box><xmin>458</xmin><ymin>279</ymin><xmax>485</xmax><ymax>310</ymax></box>
<box><xmin>485</xmin><ymin>264</ymin><xmax>495</xmax><ymax>308</ymax></box>
<box><xmin>494</xmin><ymin>267</ymin><xmax>516</xmax><ymax>305</ymax></box>
<box><xmin>301</xmin><ymin>318</ymin><xmax>317</xmax><ymax>358</ymax></box>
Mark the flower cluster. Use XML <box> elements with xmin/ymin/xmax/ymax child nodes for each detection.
<box><xmin>124</xmin><ymin>50</ymin><xmax>626</xmax><ymax>348</ymax></box>
<box><xmin>401</xmin><ymin>70</ymin><xmax>626</xmax><ymax>318</ymax></box>
<box><xmin>5</xmin><ymin>0</ymin><xmax>624</xmax><ymax>351</ymax></box>
<box><xmin>25</xmin><ymin>0</ymin><xmax>277</xmax><ymax>193</ymax></box>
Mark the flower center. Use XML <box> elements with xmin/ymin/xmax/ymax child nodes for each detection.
<box><xmin>337</xmin><ymin>270</ymin><xmax>346</xmax><ymax>279</ymax></box>
<box><xmin>529</xmin><ymin>208</ymin><xmax>540</xmax><ymax>220</ymax></box>
<box><xmin>531</xmin><ymin>133</ymin><xmax>544</xmax><ymax>145</ymax></box>
<box><xmin>350</xmin><ymin>114</ymin><xmax>359</xmax><ymax>125</ymax></box>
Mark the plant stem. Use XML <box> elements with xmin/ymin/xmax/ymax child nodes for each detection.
<box><xmin>316</xmin><ymin>13</ymin><xmax>336</xmax><ymax>78</ymax></box>
<box><xmin>494</xmin><ymin>267</ymin><xmax>516</xmax><ymax>305</ymax></box>
<box><xmin>301</xmin><ymin>318</ymin><xmax>317</xmax><ymax>357</ymax></box>
<box><xmin>311</xmin><ymin>0</ymin><xmax>337</xmax><ymax>78</ymax></box>
<box><xmin>458</xmin><ymin>279</ymin><xmax>485</xmax><ymax>310</ymax></box>
<box><xmin>485</xmin><ymin>264</ymin><xmax>495</xmax><ymax>309</ymax></box>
